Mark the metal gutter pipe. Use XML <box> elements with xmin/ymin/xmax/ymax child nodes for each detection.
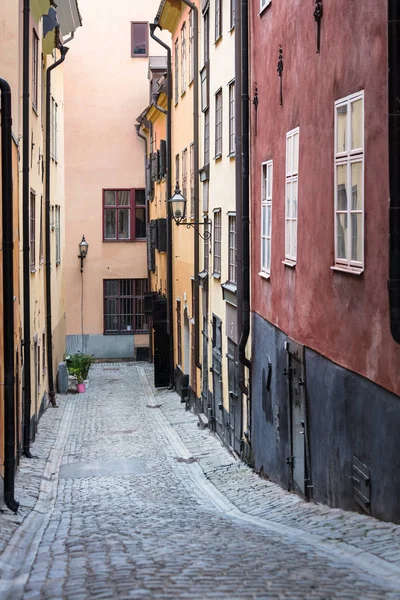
<box><xmin>135</xmin><ymin>122</ymin><xmax>153</xmax><ymax>361</ymax></box>
<box><xmin>179</xmin><ymin>0</ymin><xmax>201</xmax><ymax>370</ymax></box>
<box><xmin>234</xmin><ymin>0</ymin><xmax>244</xmax><ymax>441</ymax></box>
<box><xmin>22</xmin><ymin>0</ymin><xmax>33</xmax><ymax>458</ymax></box>
<box><xmin>45</xmin><ymin>44</ymin><xmax>69</xmax><ymax>408</ymax></box>
<box><xmin>388</xmin><ymin>2</ymin><xmax>400</xmax><ymax>343</ymax></box>
<box><xmin>238</xmin><ymin>0</ymin><xmax>251</xmax><ymax>405</ymax></box>
<box><xmin>0</xmin><ymin>78</ymin><xmax>20</xmax><ymax>513</ymax></box>
<box><xmin>149</xmin><ymin>23</ymin><xmax>175</xmax><ymax>387</ymax></box>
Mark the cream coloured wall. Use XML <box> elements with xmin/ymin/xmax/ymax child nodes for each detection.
<box><xmin>64</xmin><ymin>0</ymin><xmax>167</xmax><ymax>356</ymax></box>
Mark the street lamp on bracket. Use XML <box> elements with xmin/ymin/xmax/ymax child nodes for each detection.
<box><xmin>78</xmin><ymin>234</ymin><xmax>89</xmax><ymax>273</ymax></box>
<box><xmin>168</xmin><ymin>185</ymin><xmax>211</xmax><ymax>240</ymax></box>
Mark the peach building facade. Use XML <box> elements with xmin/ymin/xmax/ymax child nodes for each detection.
<box><xmin>64</xmin><ymin>0</ymin><xmax>166</xmax><ymax>359</ymax></box>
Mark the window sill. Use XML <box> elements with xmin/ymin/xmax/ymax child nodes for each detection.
<box><xmin>214</xmin><ymin>34</ymin><xmax>223</xmax><ymax>46</ymax></box>
<box><xmin>104</xmin><ymin>330</ymin><xmax>147</xmax><ymax>336</ymax></box>
<box><xmin>229</xmin><ymin>25</ymin><xmax>235</xmax><ymax>33</ymax></box>
<box><xmin>102</xmin><ymin>239</ymin><xmax>146</xmax><ymax>243</ymax></box>
<box><xmin>212</xmin><ymin>272</ymin><xmax>221</xmax><ymax>280</ymax></box>
<box><xmin>259</xmin><ymin>0</ymin><xmax>272</xmax><ymax>16</ymax></box>
<box><xmin>189</xmin><ymin>78</ymin><xmax>194</xmax><ymax>87</ymax></box>
<box><xmin>32</xmin><ymin>105</ymin><xmax>39</xmax><ymax>116</ymax></box>
<box><xmin>214</xmin><ymin>153</ymin><xmax>222</xmax><ymax>161</ymax></box>
<box><xmin>228</xmin><ymin>152</ymin><xmax>236</xmax><ymax>159</ymax></box>
<box><xmin>331</xmin><ymin>265</ymin><xmax>364</xmax><ymax>276</ymax></box>
<box><xmin>259</xmin><ymin>271</ymin><xmax>271</xmax><ymax>280</ymax></box>
<box><xmin>282</xmin><ymin>259</ymin><xmax>296</xmax><ymax>268</ymax></box>
<box><xmin>56</xmin><ymin>260</ymin><xmax>61</xmax><ymax>267</ymax></box>
<box><xmin>181</xmin><ymin>89</ymin><xmax>186</xmax><ymax>98</ymax></box>
<box><xmin>30</xmin><ymin>266</ymin><xmax>36</xmax><ymax>273</ymax></box>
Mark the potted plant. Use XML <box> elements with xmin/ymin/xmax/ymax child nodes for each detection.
<box><xmin>66</xmin><ymin>353</ymin><xmax>95</xmax><ymax>393</ymax></box>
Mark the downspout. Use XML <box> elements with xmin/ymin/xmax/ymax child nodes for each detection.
<box><xmin>45</xmin><ymin>44</ymin><xmax>69</xmax><ymax>408</ymax></box>
<box><xmin>22</xmin><ymin>0</ymin><xmax>33</xmax><ymax>457</ymax></box>
<box><xmin>179</xmin><ymin>0</ymin><xmax>200</xmax><ymax>370</ymax></box>
<box><xmin>150</xmin><ymin>23</ymin><xmax>175</xmax><ymax>387</ymax></box>
<box><xmin>0</xmin><ymin>78</ymin><xmax>20</xmax><ymax>513</ymax></box>
<box><xmin>388</xmin><ymin>2</ymin><xmax>400</xmax><ymax>343</ymax></box>
<box><xmin>238</xmin><ymin>0</ymin><xmax>251</xmax><ymax>410</ymax></box>
<box><xmin>135</xmin><ymin>122</ymin><xmax>153</xmax><ymax>361</ymax></box>
<box><xmin>235</xmin><ymin>0</ymin><xmax>244</xmax><ymax>439</ymax></box>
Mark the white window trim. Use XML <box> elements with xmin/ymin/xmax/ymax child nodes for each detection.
<box><xmin>259</xmin><ymin>0</ymin><xmax>272</xmax><ymax>16</ymax></box>
<box><xmin>261</xmin><ymin>159</ymin><xmax>273</xmax><ymax>277</ymax></box>
<box><xmin>333</xmin><ymin>90</ymin><xmax>364</xmax><ymax>272</ymax></box>
<box><xmin>284</xmin><ymin>127</ymin><xmax>299</xmax><ymax>264</ymax></box>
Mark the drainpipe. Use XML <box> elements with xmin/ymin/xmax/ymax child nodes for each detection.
<box><xmin>22</xmin><ymin>0</ymin><xmax>33</xmax><ymax>458</ymax></box>
<box><xmin>234</xmin><ymin>0</ymin><xmax>244</xmax><ymax>441</ymax></box>
<box><xmin>388</xmin><ymin>2</ymin><xmax>400</xmax><ymax>343</ymax></box>
<box><xmin>135</xmin><ymin>121</ymin><xmax>153</xmax><ymax>361</ymax></box>
<box><xmin>45</xmin><ymin>44</ymin><xmax>69</xmax><ymax>409</ymax></box>
<box><xmin>1</xmin><ymin>78</ymin><xmax>20</xmax><ymax>513</ymax></box>
<box><xmin>238</xmin><ymin>0</ymin><xmax>251</xmax><ymax>418</ymax></box>
<box><xmin>178</xmin><ymin>0</ymin><xmax>200</xmax><ymax>370</ymax></box>
<box><xmin>150</xmin><ymin>23</ymin><xmax>175</xmax><ymax>387</ymax></box>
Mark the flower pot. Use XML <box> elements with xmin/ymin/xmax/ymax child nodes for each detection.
<box><xmin>77</xmin><ymin>382</ymin><xmax>85</xmax><ymax>393</ymax></box>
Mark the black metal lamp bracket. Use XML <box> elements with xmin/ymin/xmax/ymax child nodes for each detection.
<box><xmin>177</xmin><ymin>221</ymin><xmax>211</xmax><ymax>240</ymax></box>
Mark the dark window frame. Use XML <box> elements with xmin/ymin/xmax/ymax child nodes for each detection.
<box><xmin>32</xmin><ymin>29</ymin><xmax>39</xmax><ymax>110</ymax></box>
<box><xmin>102</xmin><ymin>188</ymin><xmax>146</xmax><ymax>242</ymax></box>
<box><xmin>215</xmin><ymin>0</ymin><xmax>222</xmax><ymax>41</ymax></box>
<box><xmin>103</xmin><ymin>279</ymin><xmax>148</xmax><ymax>334</ymax></box>
<box><xmin>177</xmin><ymin>299</ymin><xmax>182</xmax><ymax>366</ymax></box>
<box><xmin>131</xmin><ymin>22</ymin><xmax>149</xmax><ymax>57</ymax></box>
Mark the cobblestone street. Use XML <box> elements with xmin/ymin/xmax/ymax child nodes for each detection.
<box><xmin>1</xmin><ymin>363</ymin><xmax>400</xmax><ymax>600</ymax></box>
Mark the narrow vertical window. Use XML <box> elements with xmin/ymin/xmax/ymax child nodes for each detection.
<box><xmin>55</xmin><ymin>205</ymin><xmax>61</xmax><ymax>264</ymax></box>
<box><xmin>42</xmin><ymin>332</ymin><xmax>46</xmax><ymax>374</ymax></box>
<box><xmin>213</xmin><ymin>209</ymin><xmax>221</xmax><ymax>276</ymax></box>
<box><xmin>174</xmin><ymin>39</ymin><xmax>179</xmax><ymax>103</ymax></box>
<box><xmin>134</xmin><ymin>189</ymin><xmax>146</xmax><ymax>239</ymax></box>
<box><xmin>204</xmin><ymin>202</ymin><xmax>210</xmax><ymax>271</ymax></box>
<box><xmin>204</xmin><ymin>8</ymin><xmax>210</xmax><ymax>64</ymax></box>
<box><xmin>131</xmin><ymin>22</ymin><xmax>148</xmax><ymax>57</ymax></box>
<box><xmin>189</xmin><ymin>10</ymin><xmax>194</xmax><ymax>83</ymax></box>
<box><xmin>228</xmin><ymin>214</ymin><xmax>237</xmax><ymax>284</ymax></box>
<box><xmin>182</xmin><ymin>148</ymin><xmax>188</xmax><ymax>200</ymax></box>
<box><xmin>39</xmin><ymin>196</ymin><xmax>44</xmax><ymax>264</ymax></box>
<box><xmin>30</xmin><ymin>191</ymin><xmax>36</xmax><ymax>269</ymax></box>
<box><xmin>230</xmin><ymin>0</ymin><xmax>236</xmax><ymax>28</ymax></box>
<box><xmin>285</xmin><ymin>128</ymin><xmax>299</xmax><ymax>263</ymax></box>
<box><xmin>32</xmin><ymin>30</ymin><xmax>39</xmax><ymax>110</ymax></box>
<box><xmin>204</xmin><ymin>110</ymin><xmax>210</xmax><ymax>165</ymax></box>
<box><xmin>215</xmin><ymin>0</ymin><xmax>222</xmax><ymax>40</ymax></box>
<box><xmin>181</xmin><ymin>23</ymin><xmax>186</xmax><ymax>94</ymax></box>
<box><xmin>175</xmin><ymin>154</ymin><xmax>180</xmax><ymax>190</ymax></box>
<box><xmin>229</xmin><ymin>81</ymin><xmax>235</xmax><ymax>155</ymax></box>
<box><xmin>334</xmin><ymin>91</ymin><xmax>364</xmax><ymax>271</ymax></box>
<box><xmin>261</xmin><ymin>160</ymin><xmax>273</xmax><ymax>275</ymax></box>
<box><xmin>215</xmin><ymin>89</ymin><xmax>223</xmax><ymax>158</ymax></box>
<box><xmin>189</xmin><ymin>143</ymin><xmax>194</xmax><ymax>218</ymax></box>
<box><xmin>177</xmin><ymin>299</ymin><xmax>182</xmax><ymax>366</ymax></box>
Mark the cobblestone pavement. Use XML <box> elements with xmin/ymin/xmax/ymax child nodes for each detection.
<box><xmin>1</xmin><ymin>362</ymin><xmax>400</xmax><ymax>600</ymax></box>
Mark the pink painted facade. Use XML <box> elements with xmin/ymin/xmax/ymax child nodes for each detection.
<box><xmin>250</xmin><ymin>0</ymin><xmax>400</xmax><ymax>396</ymax></box>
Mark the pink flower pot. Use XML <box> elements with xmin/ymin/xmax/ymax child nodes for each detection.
<box><xmin>77</xmin><ymin>383</ymin><xmax>85</xmax><ymax>393</ymax></box>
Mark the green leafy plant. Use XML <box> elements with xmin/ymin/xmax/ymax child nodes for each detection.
<box><xmin>67</xmin><ymin>353</ymin><xmax>95</xmax><ymax>384</ymax></box>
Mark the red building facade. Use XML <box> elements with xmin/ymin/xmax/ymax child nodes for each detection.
<box><xmin>249</xmin><ymin>0</ymin><xmax>400</xmax><ymax>522</ymax></box>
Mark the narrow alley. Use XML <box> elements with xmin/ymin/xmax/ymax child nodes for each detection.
<box><xmin>1</xmin><ymin>364</ymin><xmax>400</xmax><ymax>600</ymax></box>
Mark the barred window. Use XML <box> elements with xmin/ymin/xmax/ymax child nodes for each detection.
<box><xmin>104</xmin><ymin>279</ymin><xmax>148</xmax><ymax>334</ymax></box>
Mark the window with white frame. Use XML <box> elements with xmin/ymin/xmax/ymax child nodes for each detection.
<box><xmin>50</xmin><ymin>97</ymin><xmax>58</xmax><ymax>161</ymax></box>
<box><xmin>213</xmin><ymin>209</ymin><xmax>221</xmax><ymax>275</ymax></box>
<box><xmin>181</xmin><ymin>23</ymin><xmax>186</xmax><ymax>94</ymax></box>
<box><xmin>228</xmin><ymin>214</ymin><xmax>236</xmax><ymax>284</ymax></box>
<box><xmin>189</xmin><ymin>10</ymin><xmax>194</xmax><ymax>83</ymax></box>
<box><xmin>215</xmin><ymin>89</ymin><xmax>222</xmax><ymax>158</ymax></box>
<box><xmin>182</xmin><ymin>148</ymin><xmax>188</xmax><ymax>200</ymax></box>
<box><xmin>190</xmin><ymin>143</ymin><xmax>194</xmax><ymax>218</ymax></box>
<box><xmin>334</xmin><ymin>91</ymin><xmax>364</xmax><ymax>270</ymax></box>
<box><xmin>261</xmin><ymin>160</ymin><xmax>273</xmax><ymax>275</ymax></box>
<box><xmin>55</xmin><ymin>205</ymin><xmax>61</xmax><ymax>265</ymax></box>
<box><xmin>285</xmin><ymin>128</ymin><xmax>299</xmax><ymax>263</ymax></box>
<box><xmin>260</xmin><ymin>0</ymin><xmax>272</xmax><ymax>13</ymax></box>
<box><xmin>229</xmin><ymin>81</ymin><xmax>235</xmax><ymax>155</ymax></box>
<box><xmin>204</xmin><ymin>109</ymin><xmax>210</xmax><ymax>165</ymax></box>
<box><xmin>215</xmin><ymin>0</ymin><xmax>222</xmax><ymax>40</ymax></box>
<box><xmin>174</xmin><ymin>39</ymin><xmax>179</xmax><ymax>103</ymax></box>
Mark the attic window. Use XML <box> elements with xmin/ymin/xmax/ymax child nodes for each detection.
<box><xmin>131</xmin><ymin>22</ymin><xmax>148</xmax><ymax>57</ymax></box>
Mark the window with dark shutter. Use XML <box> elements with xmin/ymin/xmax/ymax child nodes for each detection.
<box><xmin>151</xmin><ymin>152</ymin><xmax>158</xmax><ymax>181</ymax></box>
<box><xmin>147</xmin><ymin>220</ymin><xmax>157</xmax><ymax>271</ymax></box>
<box><xmin>157</xmin><ymin>219</ymin><xmax>167</xmax><ymax>252</ymax></box>
<box><xmin>159</xmin><ymin>140</ymin><xmax>167</xmax><ymax>179</ymax></box>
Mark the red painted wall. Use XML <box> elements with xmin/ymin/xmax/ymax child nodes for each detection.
<box><xmin>250</xmin><ymin>0</ymin><xmax>400</xmax><ymax>396</ymax></box>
